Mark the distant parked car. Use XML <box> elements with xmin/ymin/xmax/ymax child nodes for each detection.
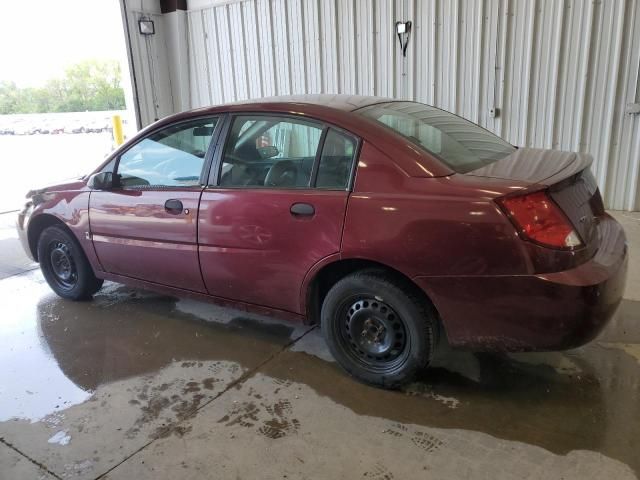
<box><xmin>83</xmin><ymin>121</ymin><xmax>107</xmax><ymax>133</ymax></box>
<box><xmin>16</xmin><ymin>95</ymin><xmax>628</xmax><ymax>388</ymax></box>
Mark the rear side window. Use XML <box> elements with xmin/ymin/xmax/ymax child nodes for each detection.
<box><xmin>117</xmin><ymin>118</ymin><xmax>217</xmax><ymax>188</ymax></box>
<box><xmin>358</xmin><ymin>101</ymin><xmax>515</xmax><ymax>173</ymax></box>
<box><xmin>220</xmin><ymin>115</ymin><xmax>323</xmax><ymax>188</ymax></box>
<box><xmin>316</xmin><ymin>129</ymin><xmax>357</xmax><ymax>189</ymax></box>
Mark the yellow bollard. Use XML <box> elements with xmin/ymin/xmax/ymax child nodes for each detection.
<box><xmin>111</xmin><ymin>114</ymin><xmax>125</xmax><ymax>146</ymax></box>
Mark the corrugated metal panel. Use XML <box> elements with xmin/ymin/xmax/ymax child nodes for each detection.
<box><xmin>526</xmin><ymin>0</ymin><xmax>563</xmax><ymax>149</ymax></box>
<box><xmin>606</xmin><ymin>0</ymin><xmax>640</xmax><ymax>210</ymax></box>
<box><xmin>183</xmin><ymin>0</ymin><xmax>640</xmax><ymax>210</ymax></box>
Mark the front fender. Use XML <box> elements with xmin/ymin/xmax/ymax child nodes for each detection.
<box><xmin>21</xmin><ymin>186</ymin><xmax>100</xmax><ymax>271</ymax></box>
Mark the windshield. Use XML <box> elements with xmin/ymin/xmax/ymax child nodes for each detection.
<box><xmin>357</xmin><ymin>101</ymin><xmax>515</xmax><ymax>173</ymax></box>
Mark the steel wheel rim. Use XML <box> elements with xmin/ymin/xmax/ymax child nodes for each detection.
<box><xmin>48</xmin><ymin>241</ymin><xmax>78</xmax><ymax>290</ymax></box>
<box><xmin>337</xmin><ymin>296</ymin><xmax>410</xmax><ymax>373</ymax></box>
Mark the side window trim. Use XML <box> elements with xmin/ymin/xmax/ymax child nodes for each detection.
<box><xmin>199</xmin><ymin>113</ymin><xmax>228</xmax><ymax>186</ymax></box>
<box><xmin>347</xmin><ymin>135</ymin><xmax>363</xmax><ymax>191</ymax></box>
<box><xmin>207</xmin><ymin>113</ymin><xmax>362</xmax><ymax>191</ymax></box>
<box><xmin>207</xmin><ymin>114</ymin><xmax>234</xmax><ymax>187</ymax></box>
<box><xmin>309</xmin><ymin>127</ymin><xmax>329</xmax><ymax>188</ymax></box>
<box><xmin>112</xmin><ymin>115</ymin><xmax>223</xmax><ymax>190</ymax></box>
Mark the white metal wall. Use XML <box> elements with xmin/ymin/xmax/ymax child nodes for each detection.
<box><xmin>132</xmin><ymin>0</ymin><xmax>640</xmax><ymax>210</ymax></box>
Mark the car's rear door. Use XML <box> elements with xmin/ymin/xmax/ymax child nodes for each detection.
<box><xmin>89</xmin><ymin>116</ymin><xmax>222</xmax><ymax>292</ymax></box>
<box><xmin>198</xmin><ymin>114</ymin><xmax>359</xmax><ymax>313</ymax></box>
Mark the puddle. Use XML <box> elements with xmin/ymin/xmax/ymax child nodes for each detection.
<box><xmin>136</xmin><ymin>371</ymin><xmax>636</xmax><ymax>480</ymax></box>
<box><xmin>506</xmin><ymin>351</ymin><xmax>583</xmax><ymax>374</ymax></box>
<box><xmin>1</xmin><ymin>271</ymin><xmax>639</xmax><ymax>475</ymax></box>
<box><xmin>599</xmin><ymin>342</ymin><xmax>640</xmax><ymax>365</ymax></box>
<box><xmin>0</xmin><ymin>274</ymin><xmax>308</xmax><ymax>422</ymax></box>
<box><xmin>174</xmin><ymin>297</ymin><xmax>307</xmax><ymax>339</ymax></box>
<box><xmin>260</xmin><ymin>337</ymin><xmax>640</xmax><ymax>475</ymax></box>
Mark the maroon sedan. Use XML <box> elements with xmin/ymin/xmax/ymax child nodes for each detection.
<box><xmin>17</xmin><ymin>95</ymin><xmax>627</xmax><ymax>388</ymax></box>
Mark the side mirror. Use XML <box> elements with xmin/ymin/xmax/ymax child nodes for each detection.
<box><xmin>88</xmin><ymin>171</ymin><xmax>114</xmax><ymax>190</ymax></box>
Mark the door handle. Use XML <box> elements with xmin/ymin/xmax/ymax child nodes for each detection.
<box><xmin>290</xmin><ymin>202</ymin><xmax>315</xmax><ymax>216</ymax></box>
<box><xmin>165</xmin><ymin>199</ymin><xmax>184</xmax><ymax>214</ymax></box>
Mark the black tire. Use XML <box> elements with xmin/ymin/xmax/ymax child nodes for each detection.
<box><xmin>321</xmin><ymin>271</ymin><xmax>435</xmax><ymax>389</ymax></box>
<box><xmin>37</xmin><ymin>225</ymin><xmax>103</xmax><ymax>300</ymax></box>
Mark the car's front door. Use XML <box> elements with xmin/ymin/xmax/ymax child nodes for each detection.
<box><xmin>89</xmin><ymin>117</ymin><xmax>221</xmax><ymax>292</ymax></box>
<box><xmin>198</xmin><ymin>114</ymin><xmax>359</xmax><ymax>313</ymax></box>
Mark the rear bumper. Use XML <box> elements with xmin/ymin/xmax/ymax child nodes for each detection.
<box><xmin>415</xmin><ymin>214</ymin><xmax>628</xmax><ymax>351</ymax></box>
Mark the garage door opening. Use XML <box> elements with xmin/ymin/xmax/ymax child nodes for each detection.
<box><xmin>0</xmin><ymin>0</ymin><xmax>136</xmax><ymax>214</ymax></box>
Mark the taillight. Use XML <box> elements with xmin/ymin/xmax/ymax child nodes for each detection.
<box><xmin>496</xmin><ymin>190</ymin><xmax>583</xmax><ymax>249</ymax></box>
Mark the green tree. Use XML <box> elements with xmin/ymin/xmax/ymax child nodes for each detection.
<box><xmin>0</xmin><ymin>81</ymin><xmax>21</xmax><ymax>114</ymax></box>
<box><xmin>0</xmin><ymin>59</ymin><xmax>126</xmax><ymax>114</ymax></box>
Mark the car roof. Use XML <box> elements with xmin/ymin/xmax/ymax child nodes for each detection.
<box><xmin>224</xmin><ymin>94</ymin><xmax>393</xmax><ymax>112</ymax></box>
<box><xmin>176</xmin><ymin>95</ymin><xmax>397</xmax><ymax>119</ymax></box>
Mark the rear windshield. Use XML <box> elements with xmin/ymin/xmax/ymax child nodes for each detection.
<box><xmin>357</xmin><ymin>101</ymin><xmax>515</xmax><ymax>173</ymax></box>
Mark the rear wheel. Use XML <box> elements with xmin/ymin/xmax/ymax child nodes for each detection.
<box><xmin>37</xmin><ymin>226</ymin><xmax>103</xmax><ymax>300</ymax></box>
<box><xmin>321</xmin><ymin>271</ymin><xmax>435</xmax><ymax>389</ymax></box>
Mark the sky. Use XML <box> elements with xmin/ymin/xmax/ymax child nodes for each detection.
<box><xmin>0</xmin><ymin>0</ymin><xmax>127</xmax><ymax>87</ymax></box>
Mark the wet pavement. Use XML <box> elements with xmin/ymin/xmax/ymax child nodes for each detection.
<box><xmin>0</xmin><ymin>212</ymin><xmax>37</xmax><ymax>280</ymax></box>
<box><xmin>0</xmin><ymin>211</ymin><xmax>639</xmax><ymax>479</ymax></box>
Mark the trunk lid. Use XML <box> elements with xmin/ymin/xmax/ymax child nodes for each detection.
<box><xmin>466</xmin><ymin>147</ymin><xmax>604</xmax><ymax>247</ymax></box>
<box><xmin>547</xmin><ymin>167</ymin><xmax>605</xmax><ymax>248</ymax></box>
<box><xmin>465</xmin><ymin>147</ymin><xmax>588</xmax><ymax>185</ymax></box>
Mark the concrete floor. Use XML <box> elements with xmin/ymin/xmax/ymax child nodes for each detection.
<box><xmin>0</xmin><ymin>211</ymin><xmax>639</xmax><ymax>480</ymax></box>
<box><xmin>0</xmin><ymin>213</ymin><xmax>37</xmax><ymax>280</ymax></box>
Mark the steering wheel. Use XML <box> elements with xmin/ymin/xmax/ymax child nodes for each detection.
<box><xmin>264</xmin><ymin>160</ymin><xmax>298</xmax><ymax>187</ymax></box>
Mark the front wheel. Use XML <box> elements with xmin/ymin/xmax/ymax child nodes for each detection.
<box><xmin>321</xmin><ymin>271</ymin><xmax>436</xmax><ymax>389</ymax></box>
<box><xmin>37</xmin><ymin>225</ymin><xmax>103</xmax><ymax>300</ymax></box>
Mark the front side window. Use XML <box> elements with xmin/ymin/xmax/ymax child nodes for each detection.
<box><xmin>358</xmin><ymin>101</ymin><xmax>515</xmax><ymax>173</ymax></box>
<box><xmin>117</xmin><ymin>118</ymin><xmax>217</xmax><ymax>188</ymax></box>
<box><xmin>99</xmin><ymin>158</ymin><xmax>116</xmax><ymax>174</ymax></box>
<box><xmin>220</xmin><ymin>116</ymin><xmax>323</xmax><ymax>188</ymax></box>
